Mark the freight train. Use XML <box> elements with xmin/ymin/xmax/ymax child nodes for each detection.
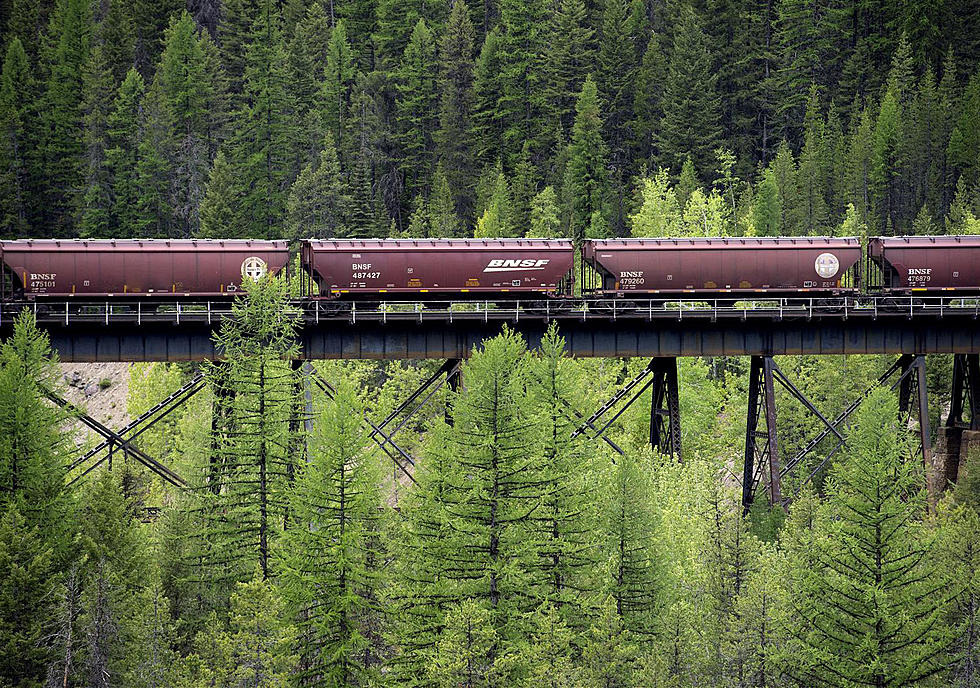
<box><xmin>2</xmin><ymin>236</ymin><xmax>980</xmax><ymax>304</ymax></box>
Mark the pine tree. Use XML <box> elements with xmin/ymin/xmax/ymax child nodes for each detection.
<box><xmin>40</xmin><ymin>0</ymin><xmax>93</xmax><ymax>235</ymax></box>
<box><xmin>542</xmin><ymin>0</ymin><xmax>594</xmax><ymax>141</ymax></box>
<box><xmin>0</xmin><ymin>37</ymin><xmax>37</xmax><ymax>236</ymax></box>
<box><xmin>129</xmin><ymin>0</ymin><xmax>183</xmax><ymax>77</ymax></box>
<box><xmin>565</xmin><ymin>76</ymin><xmax>608</xmax><ymax>243</ymax></box>
<box><xmin>845</xmin><ymin>103</ymin><xmax>875</xmax><ymax>224</ymax></box>
<box><xmin>99</xmin><ymin>0</ymin><xmax>134</xmax><ymax>85</ymax></box>
<box><xmin>286</xmin><ymin>134</ymin><xmax>351</xmax><ymax>239</ymax></box>
<box><xmin>871</xmin><ymin>88</ymin><xmax>903</xmax><ymax>233</ymax></box>
<box><xmin>429</xmin><ymin>163</ymin><xmax>461</xmax><ymax>236</ymax></box>
<box><xmin>657</xmin><ymin>5</ymin><xmax>721</xmax><ymax>179</ymax></box>
<box><xmin>471</xmin><ymin>27</ymin><xmax>507</xmax><ymax>166</ymax></box>
<box><xmin>389</xmin><ymin>329</ymin><xmax>544</xmax><ymax>680</ymax></box>
<box><xmin>217</xmin><ymin>0</ymin><xmax>254</xmax><ymax>106</ymax></box>
<box><xmin>631</xmin><ymin>31</ymin><xmax>666</xmax><ymax>168</ymax></box>
<box><xmin>797</xmin><ymin>87</ymin><xmax>829</xmax><ymax>234</ymax></box>
<box><xmin>436</xmin><ymin>0</ymin><xmax>477</xmax><ymax>222</ymax></box>
<box><xmin>510</xmin><ymin>141</ymin><xmax>536</xmax><ymax>234</ymax></box>
<box><xmin>769</xmin><ymin>141</ymin><xmax>801</xmax><ymax>235</ymax></box>
<box><xmin>135</xmin><ymin>82</ymin><xmax>173</xmax><ymax>237</ymax></box>
<box><xmin>197</xmin><ymin>149</ymin><xmax>239</xmax><ymax>238</ymax></box>
<box><xmin>0</xmin><ymin>506</ymin><xmax>57</xmax><ymax>686</ymax></box>
<box><xmin>287</xmin><ymin>3</ymin><xmax>330</xmax><ymax>167</ymax></box>
<box><xmin>949</xmin><ymin>68</ymin><xmax>980</xmax><ymax>191</ymax></box>
<box><xmin>374</xmin><ymin>0</ymin><xmax>447</xmax><ymax>68</ymax></box>
<box><xmin>791</xmin><ymin>389</ymin><xmax>954</xmax><ymax>685</ymax></box>
<box><xmin>280</xmin><ymin>377</ymin><xmax>384</xmax><ymax>686</ymax></box>
<box><xmin>597</xmin><ymin>0</ymin><xmax>634</xmax><ymax>170</ymax></box>
<box><xmin>598</xmin><ymin>448</ymin><xmax>661</xmax><ymax>637</ymax></box>
<box><xmin>497</xmin><ymin>0</ymin><xmax>550</xmax><ymax>165</ymax></box>
<box><xmin>396</xmin><ymin>19</ymin><xmax>438</xmax><ymax>203</ymax></box>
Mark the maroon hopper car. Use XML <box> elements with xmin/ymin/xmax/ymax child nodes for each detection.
<box><xmin>0</xmin><ymin>239</ymin><xmax>290</xmax><ymax>299</ymax></box>
<box><xmin>583</xmin><ymin>237</ymin><xmax>862</xmax><ymax>296</ymax></box>
<box><xmin>868</xmin><ymin>236</ymin><xmax>980</xmax><ymax>295</ymax></box>
<box><xmin>303</xmin><ymin>239</ymin><xmax>575</xmax><ymax>299</ymax></box>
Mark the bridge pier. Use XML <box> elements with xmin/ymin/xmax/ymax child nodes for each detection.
<box><xmin>649</xmin><ymin>358</ymin><xmax>682</xmax><ymax>461</ymax></box>
<box><xmin>931</xmin><ymin>354</ymin><xmax>980</xmax><ymax>497</ymax></box>
<box><xmin>743</xmin><ymin>357</ymin><xmax>780</xmax><ymax>511</ymax></box>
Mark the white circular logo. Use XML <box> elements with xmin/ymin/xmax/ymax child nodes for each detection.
<box><xmin>241</xmin><ymin>256</ymin><xmax>268</xmax><ymax>281</ymax></box>
<box><xmin>814</xmin><ymin>253</ymin><xmax>840</xmax><ymax>279</ymax></box>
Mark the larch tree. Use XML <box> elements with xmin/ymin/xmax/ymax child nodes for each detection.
<box><xmin>194</xmin><ymin>274</ymin><xmax>301</xmax><ymax>596</ymax></box>
<box><xmin>280</xmin><ymin>376</ymin><xmax>385</xmax><ymax>687</ymax></box>
<box><xmin>790</xmin><ymin>389</ymin><xmax>954</xmax><ymax>686</ymax></box>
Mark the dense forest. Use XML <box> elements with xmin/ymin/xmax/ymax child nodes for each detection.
<box><xmin>0</xmin><ymin>0</ymin><xmax>979</xmax><ymax>240</ymax></box>
<box><xmin>2</xmin><ymin>277</ymin><xmax>980</xmax><ymax>686</ymax></box>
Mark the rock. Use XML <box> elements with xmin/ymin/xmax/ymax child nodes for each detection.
<box><xmin>84</xmin><ymin>383</ymin><xmax>98</xmax><ymax>397</ymax></box>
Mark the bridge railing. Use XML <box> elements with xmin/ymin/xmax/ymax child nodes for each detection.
<box><xmin>2</xmin><ymin>295</ymin><xmax>979</xmax><ymax>328</ymax></box>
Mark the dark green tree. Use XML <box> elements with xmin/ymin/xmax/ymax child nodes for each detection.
<box><xmin>565</xmin><ymin>76</ymin><xmax>608</xmax><ymax>242</ymax></box>
<box><xmin>396</xmin><ymin>19</ymin><xmax>438</xmax><ymax>203</ymax></box>
<box><xmin>105</xmin><ymin>68</ymin><xmax>145</xmax><ymax>238</ymax></box>
<box><xmin>286</xmin><ymin>134</ymin><xmax>351</xmax><ymax>239</ymax></box>
<box><xmin>0</xmin><ymin>38</ymin><xmax>38</xmax><ymax>236</ymax></box>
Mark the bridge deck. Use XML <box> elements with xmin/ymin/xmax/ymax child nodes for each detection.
<box><xmin>2</xmin><ymin>297</ymin><xmax>978</xmax><ymax>360</ymax></box>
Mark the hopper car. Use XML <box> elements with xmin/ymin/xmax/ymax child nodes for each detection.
<box><xmin>3</xmin><ymin>235</ymin><xmax>980</xmax><ymax>305</ymax></box>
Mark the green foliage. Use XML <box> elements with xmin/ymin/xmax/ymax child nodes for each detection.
<box><xmin>565</xmin><ymin>76</ymin><xmax>608</xmax><ymax>243</ymax></box>
<box><xmin>286</xmin><ymin>134</ymin><xmax>351</xmax><ymax>240</ymax></box>
<box><xmin>790</xmin><ymin>389</ymin><xmax>953</xmax><ymax>685</ymax></box>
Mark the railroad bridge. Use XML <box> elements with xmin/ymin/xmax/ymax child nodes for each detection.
<box><xmin>3</xmin><ymin>295</ymin><xmax>979</xmax><ymax>510</ymax></box>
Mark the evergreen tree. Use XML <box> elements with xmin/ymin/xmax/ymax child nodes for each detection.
<box><xmin>135</xmin><ymin>83</ymin><xmax>173</xmax><ymax>236</ymax></box>
<box><xmin>871</xmin><ymin>88</ymin><xmax>903</xmax><ymax>233</ymax></box>
<box><xmin>193</xmin><ymin>276</ymin><xmax>301</xmax><ymax>595</ymax></box>
<box><xmin>286</xmin><ymin>134</ymin><xmax>351</xmax><ymax>239</ymax></box>
<box><xmin>657</xmin><ymin>5</ymin><xmax>721</xmax><ymax>179</ymax></box>
<box><xmin>287</xmin><ymin>2</ymin><xmax>330</xmax><ymax>168</ymax></box>
<box><xmin>280</xmin><ymin>376</ymin><xmax>384</xmax><ymax>686</ymax></box>
<box><xmin>542</xmin><ymin>0</ymin><xmax>594</xmax><ymax>140</ymax></box>
<box><xmin>319</xmin><ymin>19</ymin><xmax>355</xmax><ymax>163</ymax></box>
<box><xmin>529</xmin><ymin>185</ymin><xmax>561</xmax><ymax>237</ymax></box>
<box><xmin>435</xmin><ymin>0</ymin><xmax>477</xmax><ymax>222</ymax></box>
<box><xmin>791</xmin><ymin>389</ymin><xmax>953</xmax><ymax>685</ymax></box>
<box><xmin>565</xmin><ymin>76</ymin><xmax>608</xmax><ymax>242</ymax></box>
<box><xmin>104</xmin><ymin>68</ymin><xmax>144</xmax><ymax>238</ymax></box>
<box><xmin>396</xmin><ymin>19</ymin><xmax>438</xmax><ymax>203</ymax></box>
<box><xmin>471</xmin><ymin>28</ymin><xmax>506</xmax><ymax>166</ymax></box>
<box><xmin>949</xmin><ymin>69</ymin><xmax>980</xmax><ymax>191</ymax></box>
<box><xmin>769</xmin><ymin>140</ymin><xmax>801</xmax><ymax>235</ymax></box>
<box><xmin>129</xmin><ymin>0</ymin><xmax>183</xmax><ymax>76</ymax></box>
<box><xmin>752</xmin><ymin>167</ymin><xmax>782</xmax><ymax>236</ymax></box>
<box><xmin>154</xmin><ymin>11</ymin><xmax>216</xmax><ymax>237</ymax></box>
<box><xmin>374</xmin><ymin>0</ymin><xmax>446</xmax><ymax>68</ymax></box>
<box><xmin>217</xmin><ymin>0</ymin><xmax>254</xmax><ymax>106</ymax></box>
<box><xmin>0</xmin><ymin>38</ymin><xmax>37</xmax><ymax>236</ymax></box>
<box><xmin>797</xmin><ymin>86</ymin><xmax>829</xmax><ymax>234</ymax></box>
<box><xmin>40</xmin><ymin>0</ymin><xmax>93</xmax><ymax>235</ymax></box>
<box><xmin>197</xmin><ymin>148</ymin><xmax>239</xmax><ymax>238</ymax></box>
<box><xmin>429</xmin><ymin>163</ymin><xmax>461</xmax><ymax>236</ymax></box>
<box><xmin>230</xmin><ymin>0</ymin><xmax>296</xmax><ymax>239</ymax></box>
<box><xmin>845</xmin><ymin>103</ymin><xmax>875</xmax><ymax>224</ymax></box>
<box><xmin>78</xmin><ymin>42</ymin><xmax>114</xmax><ymax>238</ymax></box>
<box><xmin>497</xmin><ymin>0</ymin><xmax>550</xmax><ymax>164</ymax></box>
<box><xmin>631</xmin><ymin>31</ymin><xmax>666</xmax><ymax>168</ymax></box>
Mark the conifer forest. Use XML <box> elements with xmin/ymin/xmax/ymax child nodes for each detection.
<box><xmin>4</xmin><ymin>0</ymin><xmax>980</xmax><ymax>686</ymax></box>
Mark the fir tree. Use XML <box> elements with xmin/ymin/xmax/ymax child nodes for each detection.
<box><xmin>631</xmin><ymin>31</ymin><xmax>666</xmax><ymax>168</ymax></box>
<box><xmin>752</xmin><ymin>168</ymin><xmax>782</xmax><ymax>236</ymax></box>
<box><xmin>319</xmin><ymin>19</ymin><xmax>355</xmax><ymax>163</ymax></box>
<box><xmin>104</xmin><ymin>68</ymin><xmax>144</xmax><ymax>238</ymax></box>
<box><xmin>657</xmin><ymin>5</ymin><xmax>721</xmax><ymax>179</ymax></box>
<box><xmin>287</xmin><ymin>2</ymin><xmax>330</xmax><ymax>167</ymax></box>
<box><xmin>40</xmin><ymin>0</ymin><xmax>92</xmax><ymax>235</ymax></box>
<box><xmin>231</xmin><ymin>0</ymin><xmax>296</xmax><ymax>239</ymax></box>
<box><xmin>797</xmin><ymin>86</ymin><xmax>829</xmax><ymax>234</ymax></box>
<box><xmin>471</xmin><ymin>28</ymin><xmax>506</xmax><ymax>166</ymax></box>
<box><xmin>497</xmin><ymin>0</ymin><xmax>550</xmax><ymax>164</ymax></box>
<box><xmin>78</xmin><ymin>42</ymin><xmax>114</xmax><ymax>238</ymax></box>
<box><xmin>396</xmin><ymin>19</ymin><xmax>438</xmax><ymax>203</ymax></box>
<box><xmin>0</xmin><ymin>38</ymin><xmax>37</xmax><ymax>236</ymax></box>
<box><xmin>565</xmin><ymin>76</ymin><xmax>608</xmax><ymax>243</ymax></box>
<box><xmin>217</xmin><ymin>0</ymin><xmax>254</xmax><ymax>105</ymax></box>
<box><xmin>871</xmin><ymin>88</ymin><xmax>903</xmax><ymax>233</ymax></box>
<box><xmin>845</xmin><ymin>103</ymin><xmax>875</xmax><ymax>224</ymax></box>
<box><xmin>197</xmin><ymin>148</ymin><xmax>239</xmax><ymax>238</ymax></box>
<box><xmin>542</xmin><ymin>0</ymin><xmax>594</xmax><ymax>140</ymax></box>
<box><xmin>436</xmin><ymin>0</ymin><xmax>477</xmax><ymax>222</ymax></box>
<box><xmin>286</xmin><ymin>134</ymin><xmax>351</xmax><ymax>240</ymax></box>
<box><xmin>769</xmin><ymin>141</ymin><xmax>801</xmax><ymax>235</ymax></box>
<box><xmin>949</xmin><ymin>68</ymin><xmax>980</xmax><ymax>191</ymax></box>
<box><xmin>429</xmin><ymin>163</ymin><xmax>461</xmax><ymax>236</ymax></box>
<box><xmin>529</xmin><ymin>185</ymin><xmax>561</xmax><ymax>237</ymax></box>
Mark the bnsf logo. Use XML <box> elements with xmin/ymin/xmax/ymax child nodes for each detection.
<box><xmin>483</xmin><ymin>259</ymin><xmax>550</xmax><ymax>273</ymax></box>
